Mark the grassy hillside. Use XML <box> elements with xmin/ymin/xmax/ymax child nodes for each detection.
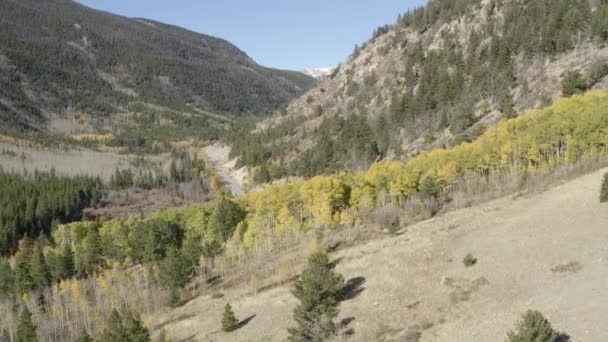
<box><xmin>0</xmin><ymin>0</ymin><xmax>316</xmax><ymax>133</ymax></box>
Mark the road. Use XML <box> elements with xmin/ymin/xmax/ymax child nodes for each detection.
<box><xmin>202</xmin><ymin>144</ymin><xmax>245</xmax><ymax>196</ymax></box>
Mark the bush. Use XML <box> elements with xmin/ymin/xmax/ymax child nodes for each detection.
<box><xmin>561</xmin><ymin>71</ymin><xmax>587</xmax><ymax>97</ymax></box>
<box><xmin>386</xmin><ymin>216</ymin><xmax>401</xmax><ymax>236</ymax></box>
<box><xmin>221</xmin><ymin>303</ymin><xmax>239</xmax><ymax>332</ymax></box>
<box><xmin>463</xmin><ymin>253</ymin><xmax>477</xmax><ymax>267</ymax></box>
<box><xmin>506</xmin><ymin>310</ymin><xmax>570</xmax><ymax>342</ymax></box>
<box><xmin>601</xmin><ymin>173</ymin><xmax>608</xmax><ymax>203</ymax></box>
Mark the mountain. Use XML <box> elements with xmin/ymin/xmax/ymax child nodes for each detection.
<box><xmin>230</xmin><ymin>0</ymin><xmax>608</xmax><ymax>183</ymax></box>
<box><xmin>0</xmin><ymin>0</ymin><xmax>316</xmax><ymax>133</ymax></box>
<box><xmin>302</xmin><ymin>67</ymin><xmax>335</xmax><ymax>79</ymax></box>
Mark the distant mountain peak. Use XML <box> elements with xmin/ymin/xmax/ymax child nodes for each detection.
<box><xmin>302</xmin><ymin>67</ymin><xmax>335</xmax><ymax>79</ymax></box>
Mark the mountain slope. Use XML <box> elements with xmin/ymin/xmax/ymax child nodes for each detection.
<box><xmin>150</xmin><ymin>166</ymin><xmax>608</xmax><ymax>341</ymax></box>
<box><xmin>0</xmin><ymin>0</ymin><xmax>316</xmax><ymax>132</ymax></box>
<box><xmin>232</xmin><ymin>0</ymin><xmax>608</xmax><ymax>182</ymax></box>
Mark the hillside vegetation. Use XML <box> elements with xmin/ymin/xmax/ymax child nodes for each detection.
<box><xmin>2</xmin><ymin>91</ymin><xmax>606</xmax><ymax>340</ymax></box>
<box><xmin>0</xmin><ymin>0</ymin><xmax>315</xmax><ymax>133</ymax></box>
<box><xmin>231</xmin><ymin>0</ymin><xmax>608</xmax><ymax>181</ymax></box>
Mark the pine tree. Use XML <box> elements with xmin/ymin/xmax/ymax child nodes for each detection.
<box><xmin>221</xmin><ymin>303</ymin><xmax>239</xmax><ymax>332</ymax></box>
<box><xmin>82</xmin><ymin>226</ymin><xmax>102</xmax><ymax>275</ymax></box>
<box><xmin>0</xmin><ymin>260</ymin><xmax>14</xmax><ymax>300</ymax></box>
<box><xmin>17</xmin><ymin>306</ymin><xmax>37</xmax><ymax>342</ymax></box>
<box><xmin>506</xmin><ymin>310</ymin><xmax>569</xmax><ymax>342</ymax></box>
<box><xmin>210</xmin><ymin>196</ymin><xmax>245</xmax><ymax>242</ymax></box>
<box><xmin>160</xmin><ymin>248</ymin><xmax>193</xmax><ymax>307</ymax></box>
<box><xmin>419</xmin><ymin>176</ymin><xmax>440</xmax><ymax>199</ymax></box>
<box><xmin>58</xmin><ymin>244</ymin><xmax>75</xmax><ymax>280</ymax></box>
<box><xmin>288</xmin><ymin>252</ymin><xmax>344</xmax><ymax>342</ymax></box>
<box><xmin>123</xmin><ymin>311</ymin><xmax>150</xmax><ymax>342</ymax></box>
<box><xmin>14</xmin><ymin>246</ymin><xmax>34</xmax><ymax>295</ymax></box>
<box><xmin>30</xmin><ymin>245</ymin><xmax>51</xmax><ymax>290</ymax></box>
<box><xmin>100</xmin><ymin>310</ymin><xmax>128</xmax><ymax>342</ymax></box>
<box><xmin>601</xmin><ymin>173</ymin><xmax>608</xmax><ymax>203</ymax></box>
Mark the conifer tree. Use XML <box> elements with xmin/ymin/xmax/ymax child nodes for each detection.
<box><xmin>57</xmin><ymin>244</ymin><xmax>75</xmax><ymax>280</ymax></box>
<box><xmin>123</xmin><ymin>311</ymin><xmax>150</xmax><ymax>342</ymax></box>
<box><xmin>506</xmin><ymin>310</ymin><xmax>569</xmax><ymax>342</ymax></box>
<box><xmin>221</xmin><ymin>303</ymin><xmax>239</xmax><ymax>332</ymax></box>
<box><xmin>288</xmin><ymin>252</ymin><xmax>344</xmax><ymax>341</ymax></box>
<box><xmin>82</xmin><ymin>226</ymin><xmax>102</xmax><ymax>275</ymax></box>
<box><xmin>100</xmin><ymin>310</ymin><xmax>127</xmax><ymax>342</ymax></box>
<box><xmin>30</xmin><ymin>245</ymin><xmax>51</xmax><ymax>290</ymax></box>
<box><xmin>601</xmin><ymin>173</ymin><xmax>608</xmax><ymax>203</ymax></box>
<box><xmin>160</xmin><ymin>248</ymin><xmax>193</xmax><ymax>307</ymax></box>
<box><xmin>17</xmin><ymin>306</ymin><xmax>37</xmax><ymax>342</ymax></box>
<box><xmin>0</xmin><ymin>260</ymin><xmax>14</xmax><ymax>300</ymax></box>
<box><xmin>14</xmin><ymin>246</ymin><xmax>34</xmax><ymax>295</ymax></box>
<box><xmin>419</xmin><ymin>176</ymin><xmax>440</xmax><ymax>199</ymax></box>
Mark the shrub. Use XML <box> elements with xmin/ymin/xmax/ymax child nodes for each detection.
<box><xmin>561</xmin><ymin>71</ymin><xmax>587</xmax><ymax>97</ymax></box>
<box><xmin>463</xmin><ymin>253</ymin><xmax>477</xmax><ymax>267</ymax></box>
<box><xmin>601</xmin><ymin>173</ymin><xmax>608</xmax><ymax>203</ymax></box>
<box><xmin>506</xmin><ymin>310</ymin><xmax>570</xmax><ymax>342</ymax></box>
<box><xmin>221</xmin><ymin>303</ymin><xmax>238</xmax><ymax>332</ymax></box>
<box><xmin>386</xmin><ymin>216</ymin><xmax>401</xmax><ymax>236</ymax></box>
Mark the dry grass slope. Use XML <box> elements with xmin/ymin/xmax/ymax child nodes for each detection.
<box><xmin>150</xmin><ymin>168</ymin><xmax>608</xmax><ymax>341</ymax></box>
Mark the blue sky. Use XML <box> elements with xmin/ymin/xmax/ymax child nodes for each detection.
<box><xmin>77</xmin><ymin>0</ymin><xmax>427</xmax><ymax>70</ymax></box>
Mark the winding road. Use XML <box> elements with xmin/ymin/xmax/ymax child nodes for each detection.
<box><xmin>202</xmin><ymin>145</ymin><xmax>245</xmax><ymax>196</ymax></box>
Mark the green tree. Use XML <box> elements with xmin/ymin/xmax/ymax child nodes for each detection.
<box><xmin>288</xmin><ymin>252</ymin><xmax>344</xmax><ymax>342</ymax></box>
<box><xmin>29</xmin><ymin>245</ymin><xmax>51</xmax><ymax>290</ymax></box>
<box><xmin>14</xmin><ymin>245</ymin><xmax>34</xmax><ymax>295</ymax></box>
<box><xmin>561</xmin><ymin>70</ymin><xmax>587</xmax><ymax>97</ymax></box>
<box><xmin>506</xmin><ymin>310</ymin><xmax>569</xmax><ymax>342</ymax></box>
<box><xmin>419</xmin><ymin>175</ymin><xmax>440</xmax><ymax>199</ymax></box>
<box><xmin>123</xmin><ymin>311</ymin><xmax>150</xmax><ymax>342</ymax></box>
<box><xmin>100</xmin><ymin>310</ymin><xmax>128</xmax><ymax>342</ymax></box>
<box><xmin>601</xmin><ymin>173</ymin><xmax>608</xmax><ymax>203</ymax></box>
<box><xmin>210</xmin><ymin>196</ymin><xmax>246</xmax><ymax>242</ymax></box>
<box><xmin>81</xmin><ymin>226</ymin><xmax>102</xmax><ymax>275</ymax></box>
<box><xmin>221</xmin><ymin>303</ymin><xmax>239</xmax><ymax>332</ymax></box>
<box><xmin>160</xmin><ymin>248</ymin><xmax>193</xmax><ymax>307</ymax></box>
<box><xmin>0</xmin><ymin>260</ymin><xmax>14</xmax><ymax>300</ymax></box>
<box><xmin>56</xmin><ymin>244</ymin><xmax>75</xmax><ymax>280</ymax></box>
<box><xmin>17</xmin><ymin>306</ymin><xmax>37</xmax><ymax>342</ymax></box>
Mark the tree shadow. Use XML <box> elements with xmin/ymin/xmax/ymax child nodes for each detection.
<box><xmin>235</xmin><ymin>314</ymin><xmax>256</xmax><ymax>330</ymax></box>
<box><xmin>340</xmin><ymin>276</ymin><xmax>365</xmax><ymax>301</ymax></box>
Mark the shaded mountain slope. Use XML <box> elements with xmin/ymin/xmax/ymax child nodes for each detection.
<box><xmin>0</xmin><ymin>0</ymin><xmax>316</xmax><ymax>132</ymax></box>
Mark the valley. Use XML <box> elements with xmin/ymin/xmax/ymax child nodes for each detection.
<box><xmin>1</xmin><ymin>0</ymin><xmax>608</xmax><ymax>341</ymax></box>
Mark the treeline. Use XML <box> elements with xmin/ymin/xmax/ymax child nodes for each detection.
<box><xmin>106</xmin><ymin>106</ymin><xmax>226</xmax><ymax>155</ymax></box>
<box><xmin>0</xmin><ymin>170</ymin><xmax>102</xmax><ymax>255</ymax></box>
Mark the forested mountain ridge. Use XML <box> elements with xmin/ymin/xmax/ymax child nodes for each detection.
<box><xmin>232</xmin><ymin>0</ymin><xmax>608</xmax><ymax>183</ymax></box>
<box><xmin>0</xmin><ymin>0</ymin><xmax>316</xmax><ymax>133</ymax></box>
